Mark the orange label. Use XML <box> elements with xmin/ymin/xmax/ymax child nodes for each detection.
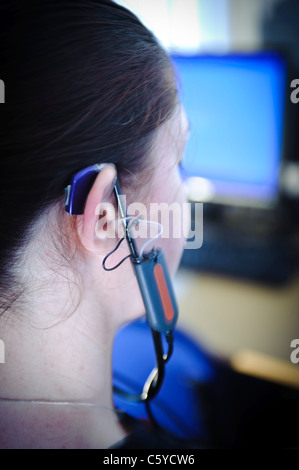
<box><xmin>153</xmin><ymin>263</ymin><xmax>174</xmax><ymax>323</ymax></box>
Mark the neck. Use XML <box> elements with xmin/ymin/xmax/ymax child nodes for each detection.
<box><xmin>0</xmin><ymin>277</ymin><xmax>128</xmax><ymax>448</ymax></box>
<box><xmin>0</xmin><ymin>208</ymin><xmax>144</xmax><ymax>448</ymax></box>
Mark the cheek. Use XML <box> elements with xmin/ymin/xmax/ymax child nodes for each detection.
<box><xmin>151</xmin><ymin>170</ymin><xmax>188</xmax><ymax>276</ymax></box>
<box><xmin>162</xmin><ymin>236</ymin><xmax>185</xmax><ymax>277</ymax></box>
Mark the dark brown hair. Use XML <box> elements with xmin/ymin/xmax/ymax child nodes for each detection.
<box><xmin>0</xmin><ymin>0</ymin><xmax>178</xmax><ymax>314</ymax></box>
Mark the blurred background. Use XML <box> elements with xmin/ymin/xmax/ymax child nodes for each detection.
<box><xmin>113</xmin><ymin>0</ymin><xmax>299</xmax><ymax>447</ymax></box>
<box><xmin>115</xmin><ymin>0</ymin><xmax>299</xmax><ymax>362</ymax></box>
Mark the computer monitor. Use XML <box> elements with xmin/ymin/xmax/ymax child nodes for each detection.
<box><xmin>171</xmin><ymin>52</ymin><xmax>287</xmax><ymax>208</ymax></box>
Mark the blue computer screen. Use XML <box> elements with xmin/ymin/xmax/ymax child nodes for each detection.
<box><xmin>171</xmin><ymin>52</ymin><xmax>287</xmax><ymax>205</ymax></box>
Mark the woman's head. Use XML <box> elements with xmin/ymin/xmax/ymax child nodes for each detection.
<box><xmin>0</xmin><ymin>3</ymin><xmax>192</xmax><ymax>448</ymax></box>
<box><xmin>0</xmin><ymin>0</ymin><xmax>185</xmax><ymax>319</ymax></box>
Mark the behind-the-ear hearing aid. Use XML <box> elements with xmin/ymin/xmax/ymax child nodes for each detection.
<box><xmin>64</xmin><ymin>163</ymin><xmax>178</xmax><ymax>403</ymax></box>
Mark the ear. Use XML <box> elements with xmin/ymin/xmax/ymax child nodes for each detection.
<box><xmin>76</xmin><ymin>165</ymin><xmax>118</xmax><ymax>254</ymax></box>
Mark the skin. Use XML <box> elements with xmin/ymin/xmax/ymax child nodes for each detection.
<box><xmin>0</xmin><ymin>106</ymin><xmax>190</xmax><ymax>449</ymax></box>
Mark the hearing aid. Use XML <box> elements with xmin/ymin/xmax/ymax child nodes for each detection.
<box><xmin>64</xmin><ymin>163</ymin><xmax>178</xmax><ymax>402</ymax></box>
<box><xmin>64</xmin><ymin>163</ymin><xmax>178</xmax><ymax>334</ymax></box>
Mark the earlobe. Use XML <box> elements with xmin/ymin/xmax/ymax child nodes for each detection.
<box><xmin>77</xmin><ymin>165</ymin><xmax>118</xmax><ymax>254</ymax></box>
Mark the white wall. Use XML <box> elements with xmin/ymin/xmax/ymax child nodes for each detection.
<box><xmin>115</xmin><ymin>0</ymin><xmax>283</xmax><ymax>52</ymax></box>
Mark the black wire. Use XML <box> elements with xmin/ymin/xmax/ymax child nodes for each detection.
<box><xmin>145</xmin><ymin>330</ymin><xmax>165</xmax><ymax>401</ymax></box>
<box><xmin>113</xmin><ymin>329</ymin><xmax>174</xmax><ymax>404</ymax></box>
<box><xmin>115</xmin><ymin>329</ymin><xmax>205</xmax><ymax>446</ymax></box>
<box><xmin>105</xmin><ymin>236</ymin><xmax>174</xmax><ymax>404</ymax></box>
<box><xmin>102</xmin><ymin>237</ymin><xmax>134</xmax><ymax>271</ymax></box>
<box><xmin>114</xmin><ymin>370</ymin><xmax>198</xmax><ymax>438</ymax></box>
<box><xmin>164</xmin><ymin>331</ymin><xmax>174</xmax><ymax>363</ymax></box>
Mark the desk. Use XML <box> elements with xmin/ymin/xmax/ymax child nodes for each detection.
<box><xmin>174</xmin><ymin>268</ymin><xmax>299</xmax><ymax>387</ymax></box>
